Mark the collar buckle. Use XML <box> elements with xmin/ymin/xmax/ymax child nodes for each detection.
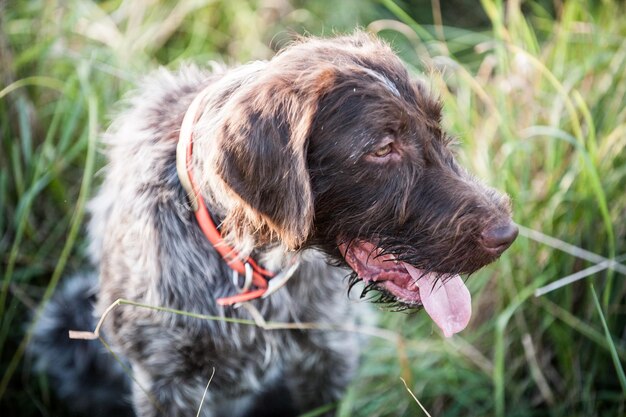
<box><xmin>232</xmin><ymin>262</ymin><xmax>254</xmax><ymax>293</ymax></box>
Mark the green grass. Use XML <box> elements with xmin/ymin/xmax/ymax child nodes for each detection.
<box><xmin>1</xmin><ymin>0</ymin><xmax>625</xmax><ymax>416</ymax></box>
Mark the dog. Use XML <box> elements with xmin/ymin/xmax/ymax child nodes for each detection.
<box><xmin>30</xmin><ymin>32</ymin><xmax>517</xmax><ymax>417</ymax></box>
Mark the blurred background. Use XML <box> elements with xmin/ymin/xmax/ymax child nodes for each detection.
<box><xmin>1</xmin><ymin>0</ymin><xmax>625</xmax><ymax>416</ymax></box>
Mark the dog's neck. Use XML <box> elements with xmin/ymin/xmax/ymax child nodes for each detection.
<box><xmin>176</xmin><ymin>80</ymin><xmax>299</xmax><ymax>305</ymax></box>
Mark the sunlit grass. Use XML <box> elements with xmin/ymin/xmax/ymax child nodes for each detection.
<box><xmin>1</xmin><ymin>0</ymin><xmax>624</xmax><ymax>416</ymax></box>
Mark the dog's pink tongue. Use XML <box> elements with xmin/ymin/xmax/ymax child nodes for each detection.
<box><xmin>403</xmin><ymin>264</ymin><xmax>472</xmax><ymax>337</ymax></box>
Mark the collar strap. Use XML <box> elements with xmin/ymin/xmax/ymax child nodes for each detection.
<box><xmin>176</xmin><ymin>86</ymin><xmax>275</xmax><ymax>306</ymax></box>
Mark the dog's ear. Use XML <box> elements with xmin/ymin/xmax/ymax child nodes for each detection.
<box><xmin>214</xmin><ymin>67</ymin><xmax>335</xmax><ymax>249</ymax></box>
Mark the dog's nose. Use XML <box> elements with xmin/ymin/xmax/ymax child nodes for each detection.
<box><xmin>480</xmin><ymin>222</ymin><xmax>518</xmax><ymax>255</ymax></box>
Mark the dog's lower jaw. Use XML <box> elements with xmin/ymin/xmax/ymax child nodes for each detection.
<box><xmin>340</xmin><ymin>240</ymin><xmax>472</xmax><ymax>337</ymax></box>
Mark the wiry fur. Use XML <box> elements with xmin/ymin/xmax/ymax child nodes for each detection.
<box><xmin>31</xmin><ymin>32</ymin><xmax>515</xmax><ymax>417</ymax></box>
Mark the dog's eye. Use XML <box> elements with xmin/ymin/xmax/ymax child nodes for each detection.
<box><xmin>366</xmin><ymin>137</ymin><xmax>400</xmax><ymax>163</ymax></box>
<box><xmin>373</xmin><ymin>144</ymin><xmax>392</xmax><ymax>158</ymax></box>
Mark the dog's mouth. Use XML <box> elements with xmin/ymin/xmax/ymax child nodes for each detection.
<box><xmin>339</xmin><ymin>240</ymin><xmax>471</xmax><ymax>337</ymax></box>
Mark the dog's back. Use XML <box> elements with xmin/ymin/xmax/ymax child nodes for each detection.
<box><xmin>29</xmin><ymin>273</ymin><xmax>134</xmax><ymax>416</ymax></box>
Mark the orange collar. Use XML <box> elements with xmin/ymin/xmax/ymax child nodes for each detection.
<box><xmin>176</xmin><ymin>86</ymin><xmax>296</xmax><ymax>305</ymax></box>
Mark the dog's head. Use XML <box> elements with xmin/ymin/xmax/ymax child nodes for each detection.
<box><xmin>207</xmin><ymin>32</ymin><xmax>517</xmax><ymax>335</ymax></box>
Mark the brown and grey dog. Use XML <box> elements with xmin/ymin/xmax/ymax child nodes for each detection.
<box><xmin>31</xmin><ymin>32</ymin><xmax>517</xmax><ymax>417</ymax></box>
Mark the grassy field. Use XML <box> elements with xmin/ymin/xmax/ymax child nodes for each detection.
<box><xmin>1</xmin><ymin>0</ymin><xmax>625</xmax><ymax>416</ymax></box>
